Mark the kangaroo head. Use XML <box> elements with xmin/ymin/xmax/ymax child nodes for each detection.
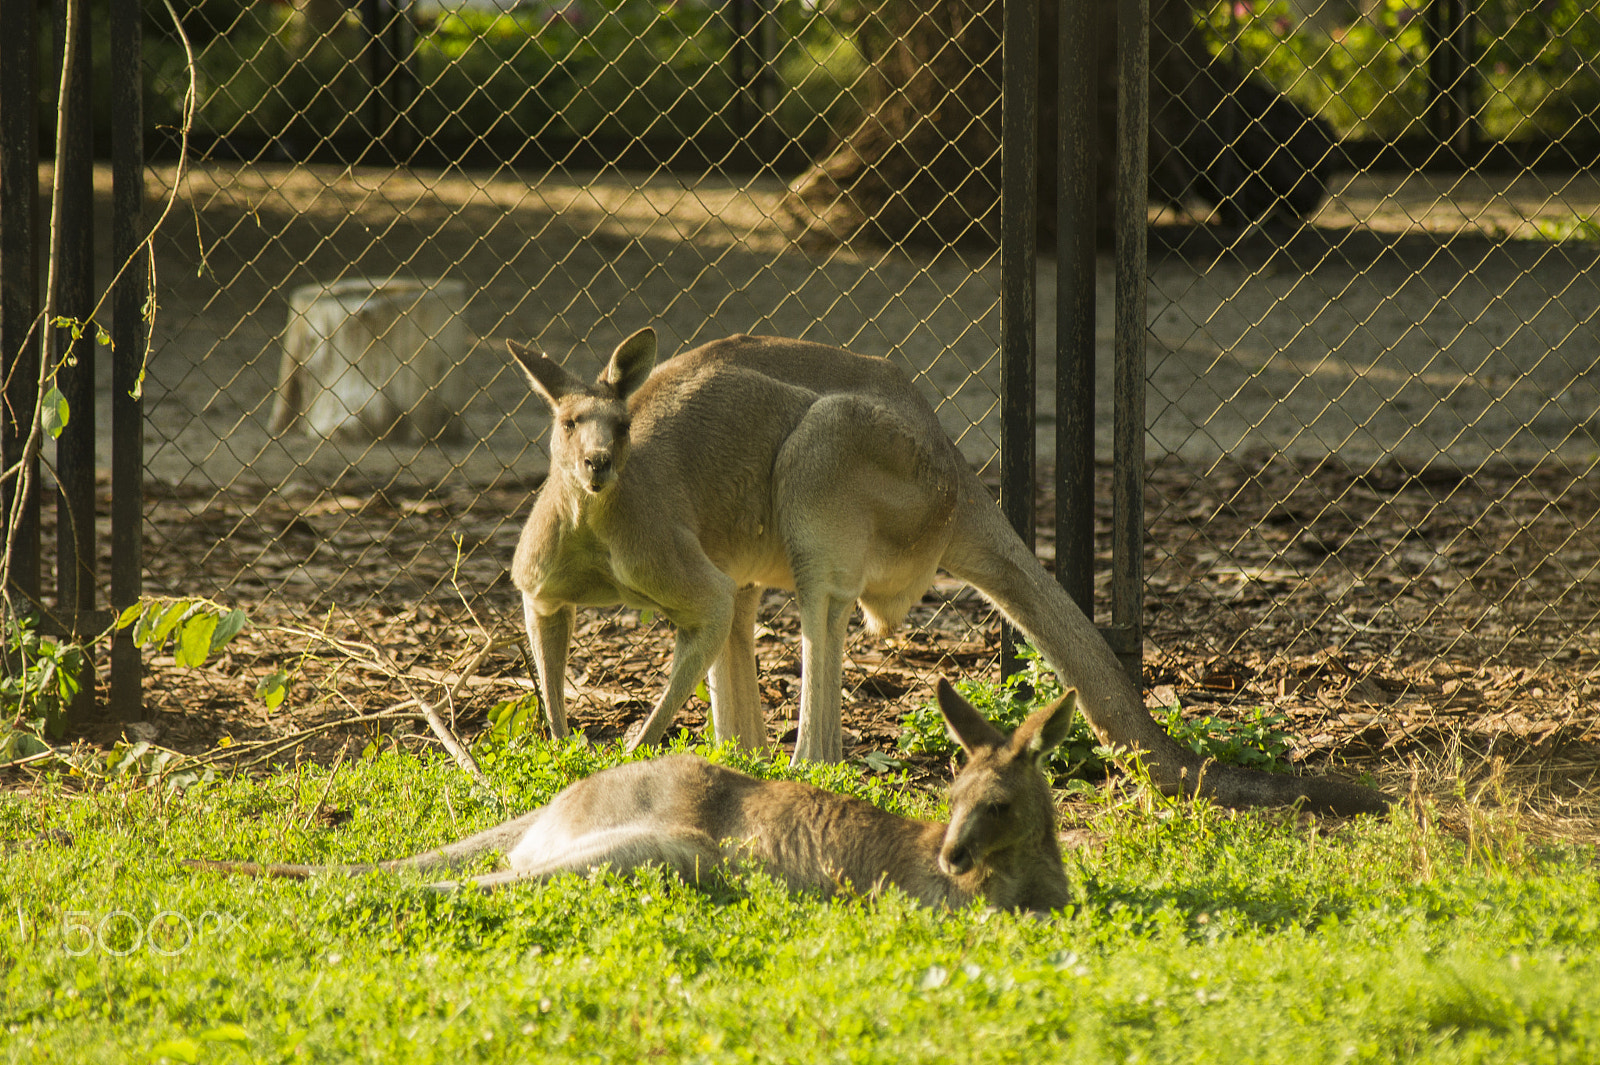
<box><xmin>509</xmin><ymin>328</ymin><xmax>658</xmax><ymax>494</ymax></box>
<box><xmin>936</xmin><ymin>678</ymin><xmax>1077</xmax><ymax>879</ymax></box>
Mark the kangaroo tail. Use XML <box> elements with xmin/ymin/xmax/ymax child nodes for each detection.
<box><xmin>183</xmin><ymin>810</ymin><xmax>546</xmax><ymax>880</ymax></box>
<box><xmin>942</xmin><ymin>491</ymin><xmax>1389</xmax><ymax>816</ymax></box>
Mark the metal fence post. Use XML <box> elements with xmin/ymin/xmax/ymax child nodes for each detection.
<box><xmin>0</xmin><ymin>0</ymin><xmax>41</xmax><ymax>610</ymax></box>
<box><xmin>1112</xmin><ymin>0</ymin><xmax>1147</xmax><ymax>689</ymax></box>
<box><xmin>110</xmin><ymin>0</ymin><xmax>146</xmax><ymax>721</ymax></box>
<box><xmin>1426</xmin><ymin>0</ymin><xmax>1478</xmax><ymax>161</ymax></box>
<box><xmin>52</xmin><ymin>0</ymin><xmax>99</xmax><ymax>721</ymax></box>
<box><xmin>1056</xmin><ymin>0</ymin><xmax>1096</xmax><ymax>615</ymax></box>
<box><xmin>1000</xmin><ymin>0</ymin><xmax>1040</xmax><ymax>679</ymax></box>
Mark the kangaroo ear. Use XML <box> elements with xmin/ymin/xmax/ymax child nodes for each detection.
<box><xmin>600</xmin><ymin>327</ymin><xmax>657</xmax><ymax>400</ymax></box>
<box><xmin>1009</xmin><ymin>690</ymin><xmax>1079</xmax><ymax>764</ymax></box>
<box><xmin>936</xmin><ymin>678</ymin><xmax>1007</xmax><ymax>755</ymax></box>
<box><xmin>508</xmin><ymin>340</ymin><xmax>585</xmax><ymax>410</ymax></box>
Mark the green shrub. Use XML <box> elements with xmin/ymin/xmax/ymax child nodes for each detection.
<box><xmin>897</xmin><ymin>643</ymin><xmax>1295</xmax><ymax>782</ymax></box>
<box><xmin>150</xmin><ymin>0</ymin><xmax>864</xmax><ymax>152</ymax></box>
<box><xmin>1204</xmin><ymin>0</ymin><xmax>1600</xmax><ymax>142</ymax></box>
<box><xmin>1</xmin><ymin>614</ymin><xmax>85</xmax><ymax>746</ymax></box>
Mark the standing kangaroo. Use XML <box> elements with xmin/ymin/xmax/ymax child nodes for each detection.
<box><xmin>188</xmin><ymin>681</ymin><xmax>1076</xmax><ymax>914</ymax></box>
<box><xmin>511</xmin><ymin>328</ymin><xmax>1387</xmax><ymax>816</ymax></box>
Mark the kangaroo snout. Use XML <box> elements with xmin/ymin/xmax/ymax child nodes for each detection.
<box><xmin>582</xmin><ymin>451</ymin><xmax>616</xmax><ymax>491</ymax></box>
<box><xmin>938</xmin><ymin>840</ymin><xmax>974</xmax><ymax>877</ymax></box>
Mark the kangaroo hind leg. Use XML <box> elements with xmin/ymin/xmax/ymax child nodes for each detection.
<box><xmin>706</xmin><ymin>583</ymin><xmax>767</xmax><ymax>749</ymax></box>
<box><xmin>437</xmin><ymin>826</ymin><xmax>725</xmax><ymax>891</ymax></box>
<box><xmin>775</xmin><ymin>394</ymin><xmax>958</xmax><ymax>764</ymax></box>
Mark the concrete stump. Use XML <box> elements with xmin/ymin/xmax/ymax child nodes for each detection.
<box><xmin>270</xmin><ymin>278</ymin><xmax>468</xmax><ymax>442</ymax></box>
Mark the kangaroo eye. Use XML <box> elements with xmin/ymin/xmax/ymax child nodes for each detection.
<box><xmin>987</xmin><ymin>801</ymin><xmax>1011</xmax><ymax>818</ymax></box>
<box><xmin>616</xmin><ymin>418</ymin><xmax>631</xmax><ymax>436</ymax></box>
<box><xmin>560</xmin><ymin>418</ymin><xmax>576</xmax><ymax>432</ymax></box>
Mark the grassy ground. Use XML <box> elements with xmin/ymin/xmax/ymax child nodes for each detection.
<box><xmin>3</xmin><ymin>739</ymin><xmax>1599</xmax><ymax>1064</ymax></box>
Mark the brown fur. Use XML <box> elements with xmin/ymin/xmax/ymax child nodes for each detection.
<box><xmin>187</xmin><ymin>681</ymin><xmax>1076</xmax><ymax>913</ymax></box>
<box><xmin>509</xmin><ymin>329</ymin><xmax>1388</xmax><ymax>815</ymax></box>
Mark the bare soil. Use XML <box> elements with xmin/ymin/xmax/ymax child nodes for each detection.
<box><xmin>13</xmin><ymin>163</ymin><xmax>1600</xmax><ymax>819</ymax></box>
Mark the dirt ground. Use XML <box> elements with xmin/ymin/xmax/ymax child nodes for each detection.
<box><xmin>20</xmin><ymin>162</ymin><xmax>1600</xmax><ymax>822</ymax></box>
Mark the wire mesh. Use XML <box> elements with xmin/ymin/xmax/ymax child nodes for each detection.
<box><xmin>1145</xmin><ymin>0</ymin><xmax>1600</xmax><ymax>759</ymax></box>
<box><xmin>46</xmin><ymin>0</ymin><xmax>1597</xmax><ymax>762</ymax></box>
<box><xmin>131</xmin><ymin>0</ymin><xmax>1011</xmax><ymax>753</ymax></box>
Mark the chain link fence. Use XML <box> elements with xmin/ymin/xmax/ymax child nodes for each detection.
<box><xmin>1144</xmin><ymin>0</ymin><xmax>1600</xmax><ymax>764</ymax></box>
<box><xmin>23</xmin><ymin>0</ymin><xmax>1596</xmax><ymax>765</ymax></box>
<box><xmin>123</xmin><ymin>0</ymin><xmax>1011</xmax><ymax>754</ymax></box>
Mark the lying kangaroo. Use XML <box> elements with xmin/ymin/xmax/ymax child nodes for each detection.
<box><xmin>188</xmin><ymin>680</ymin><xmax>1075</xmax><ymax>913</ymax></box>
<box><xmin>510</xmin><ymin>328</ymin><xmax>1387</xmax><ymax>816</ymax></box>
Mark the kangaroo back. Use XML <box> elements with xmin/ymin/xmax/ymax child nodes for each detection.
<box><xmin>505</xmin><ymin>328</ymin><xmax>1388</xmax><ymax>814</ymax></box>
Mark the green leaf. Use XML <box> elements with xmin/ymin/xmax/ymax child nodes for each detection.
<box><xmin>485</xmin><ymin>692</ymin><xmax>541</xmax><ymax>744</ymax></box>
<box><xmin>1</xmin><ymin>729</ymin><xmax>50</xmax><ymax>761</ymax></box>
<box><xmin>174</xmin><ymin>612</ymin><xmax>219</xmax><ymax>668</ymax></box>
<box><xmin>116</xmin><ymin>602</ymin><xmax>147</xmax><ymax>630</ymax></box>
<box><xmin>856</xmin><ymin>750</ymin><xmax>907</xmax><ymax>774</ymax></box>
<box><xmin>41</xmin><ymin>387</ymin><xmax>69</xmax><ymax>439</ymax></box>
<box><xmin>198</xmin><ymin>1023</ymin><xmax>251</xmax><ymax>1045</ymax></box>
<box><xmin>208</xmin><ymin>609</ymin><xmax>248</xmax><ymax>654</ymax></box>
<box><xmin>256</xmin><ymin>669</ymin><xmax>290</xmax><ymax>711</ymax></box>
<box><xmin>150</xmin><ymin>600</ymin><xmax>193</xmax><ymax>648</ymax></box>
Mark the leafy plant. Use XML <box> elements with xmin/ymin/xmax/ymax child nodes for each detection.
<box><xmin>117</xmin><ymin>597</ymin><xmax>249</xmax><ymax>668</ymax></box>
<box><xmin>483</xmin><ymin>690</ymin><xmax>543</xmax><ymax>747</ymax></box>
<box><xmin>898</xmin><ymin>644</ymin><xmax>1104</xmax><ymax>781</ymax></box>
<box><xmin>1</xmin><ymin>613</ymin><xmax>85</xmax><ymax>745</ymax></box>
<box><xmin>93</xmin><ymin>740</ymin><xmax>217</xmax><ymax>793</ymax></box>
<box><xmin>898</xmin><ymin>643</ymin><xmax>1296</xmax><ymax>781</ymax></box>
<box><xmin>1533</xmin><ymin>213</ymin><xmax>1600</xmax><ymax>242</ymax></box>
<box><xmin>1161</xmin><ymin>704</ymin><xmax>1295</xmax><ymax>771</ymax></box>
<box><xmin>162</xmin><ymin>0</ymin><xmax>862</xmax><ymax>151</ymax></box>
<box><xmin>1202</xmin><ymin>0</ymin><xmax>1600</xmax><ymax>142</ymax></box>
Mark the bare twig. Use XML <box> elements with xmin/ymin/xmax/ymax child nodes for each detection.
<box><xmin>200</xmin><ymin>707</ymin><xmax>420</xmax><ymax>772</ymax></box>
<box><xmin>301</xmin><ymin>743</ymin><xmax>347</xmax><ymax>829</ymax></box>
<box><xmin>271</xmin><ymin>621</ymin><xmax>491</xmax><ymax>788</ymax></box>
<box><xmin>388</xmin><ymin>670</ymin><xmax>490</xmax><ymax>789</ymax></box>
<box><xmin>0</xmin><ymin>747</ymin><xmax>64</xmax><ymax>772</ymax></box>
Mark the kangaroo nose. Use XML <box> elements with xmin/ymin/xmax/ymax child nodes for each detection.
<box><xmin>585</xmin><ymin>454</ymin><xmax>612</xmax><ymax>476</ymax></box>
<box><xmin>941</xmin><ymin>842</ymin><xmax>973</xmax><ymax>876</ymax></box>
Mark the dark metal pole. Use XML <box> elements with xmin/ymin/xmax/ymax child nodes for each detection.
<box><xmin>1427</xmin><ymin>0</ymin><xmax>1481</xmax><ymax>161</ymax></box>
<box><xmin>730</xmin><ymin>0</ymin><xmax>773</xmax><ymax>158</ymax></box>
<box><xmin>53</xmin><ymin>0</ymin><xmax>98</xmax><ymax>717</ymax></box>
<box><xmin>364</xmin><ymin>0</ymin><xmax>393</xmax><ymax>162</ymax></box>
<box><xmin>1112</xmin><ymin>0</ymin><xmax>1147</xmax><ymax>688</ymax></box>
<box><xmin>110</xmin><ymin>0</ymin><xmax>146</xmax><ymax>721</ymax></box>
<box><xmin>1000</xmin><ymin>0</ymin><xmax>1040</xmax><ymax>679</ymax></box>
<box><xmin>0</xmin><ymin>0</ymin><xmax>42</xmax><ymax>608</ymax></box>
<box><xmin>731</xmin><ymin>0</ymin><xmax>751</xmax><ymax>136</ymax></box>
<box><xmin>390</xmin><ymin>0</ymin><xmax>417</xmax><ymax>161</ymax></box>
<box><xmin>1056</xmin><ymin>0</ymin><xmax>1096</xmax><ymax>615</ymax></box>
<box><xmin>1456</xmin><ymin>0</ymin><xmax>1480</xmax><ymax>159</ymax></box>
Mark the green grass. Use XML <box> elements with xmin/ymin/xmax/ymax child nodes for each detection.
<box><xmin>4</xmin><ymin>739</ymin><xmax>1599</xmax><ymax>1064</ymax></box>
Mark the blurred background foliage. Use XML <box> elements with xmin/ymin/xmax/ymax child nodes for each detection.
<box><xmin>35</xmin><ymin>0</ymin><xmax>1600</xmax><ymax>162</ymax></box>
